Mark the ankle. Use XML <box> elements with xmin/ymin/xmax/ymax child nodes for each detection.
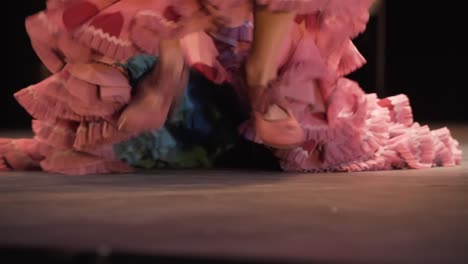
<box><xmin>245</xmin><ymin>58</ymin><xmax>277</xmax><ymax>87</ymax></box>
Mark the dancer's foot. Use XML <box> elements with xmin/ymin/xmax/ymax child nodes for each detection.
<box><xmin>117</xmin><ymin>53</ymin><xmax>189</xmax><ymax>132</ymax></box>
<box><xmin>245</xmin><ymin>62</ymin><xmax>305</xmax><ymax>149</ymax></box>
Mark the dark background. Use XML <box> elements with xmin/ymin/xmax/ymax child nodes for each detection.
<box><xmin>1</xmin><ymin>1</ymin><xmax>465</xmax><ymax>130</ymax></box>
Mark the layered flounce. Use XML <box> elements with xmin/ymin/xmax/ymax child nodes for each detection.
<box><xmin>234</xmin><ymin>20</ymin><xmax>461</xmax><ymax>172</ymax></box>
<box><xmin>25</xmin><ymin>0</ymin><xmax>224</xmax><ymax>82</ymax></box>
<box><xmin>269</xmin><ymin>80</ymin><xmax>462</xmax><ymax>172</ymax></box>
<box><xmin>2</xmin><ymin>60</ymin><xmax>135</xmax><ymax>175</ymax></box>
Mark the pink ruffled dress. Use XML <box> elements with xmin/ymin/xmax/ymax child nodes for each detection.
<box><xmin>1</xmin><ymin>0</ymin><xmax>223</xmax><ymax>175</ymax></box>
<box><xmin>224</xmin><ymin>1</ymin><xmax>462</xmax><ymax>171</ymax></box>
<box><xmin>1</xmin><ymin>0</ymin><xmax>462</xmax><ymax>174</ymax></box>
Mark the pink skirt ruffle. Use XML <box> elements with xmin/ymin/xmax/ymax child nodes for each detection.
<box><xmin>25</xmin><ymin>0</ymin><xmax>219</xmax><ymax>79</ymax></box>
<box><xmin>27</xmin><ymin>0</ymin><xmax>373</xmax><ymax>80</ymax></box>
<box><xmin>243</xmin><ymin>79</ymin><xmax>462</xmax><ymax>172</ymax></box>
<box><xmin>235</xmin><ymin>13</ymin><xmax>462</xmax><ymax>172</ymax></box>
<box><xmin>2</xmin><ymin>60</ymin><xmax>135</xmax><ymax>175</ymax></box>
<box><xmin>0</xmin><ymin>139</ymin><xmax>44</xmax><ymax>171</ymax></box>
<box><xmin>203</xmin><ymin>1</ymin><xmax>371</xmax><ymax>82</ymax></box>
<box><xmin>203</xmin><ymin>0</ymin><xmax>328</xmax><ymax>14</ymax></box>
<box><xmin>204</xmin><ymin>0</ymin><xmax>374</xmax><ymax>41</ymax></box>
<box><xmin>4</xmin><ymin>0</ymin><xmax>462</xmax><ymax>175</ymax></box>
<box><xmin>3</xmin><ymin>0</ymin><xmax>228</xmax><ymax>175</ymax></box>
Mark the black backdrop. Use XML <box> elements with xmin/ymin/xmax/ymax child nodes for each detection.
<box><xmin>1</xmin><ymin>1</ymin><xmax>465</xmax><ymax>130</ymax></box>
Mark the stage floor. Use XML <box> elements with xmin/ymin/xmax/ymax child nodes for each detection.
<box><xmin>1</xmin><ymin>124</ymin><xmax>467</xmax><ymax>264</ymax></box>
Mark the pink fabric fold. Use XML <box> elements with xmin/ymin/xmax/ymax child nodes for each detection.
<box><xmin>270</xmin><ymin>84</ymin><xmax>463</xmax><ymax>172</ymax></box>
<box><xmin>5</xmin><ymin>58</ymin><xmax>136</xmax><ymax>175</ymax></box>
<box><xmin>2</xmin><ymin>0</ymin><xmax>462</xmax><ymax>175</ymax></box>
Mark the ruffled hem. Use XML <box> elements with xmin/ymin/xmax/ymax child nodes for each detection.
<box><xmin>15</xmin><ymin>62</ymin><xmax>131</xmax><ymax>122</ymax></box>
<box><xmin>40</xmin><ymin>149</ymin><xmax>133</xmax><ymax>175</ymax></box>
<box><xmin>388</xmin><ymin>123</ymin><xmax>435</xmax><ymax>169</ymax></box>
<box><xmin>14</xmin><ymin>78</ymin><xmax>83</xmax><ymax>122</ymax></box>
<box><xmin>0</xmin><ymin>139</ymin><xmax>45</xmax><ymax>171</ymax></box>
<box><xmin>0</xmin><ymin>135</ymin><xmax>131</xmax><ymax>175</ymax></box>
<box><xmin>378</xmin><ymin>94</ymin><xmax>414</xmax><ymax>127</ymax></box>
<box><xmin>71</xmin><ymin>0</ymin><xmax>142</xmax><ymax>61</ymax></box>
<box><xmin>335</xmin><ymin>40</ymin><xmax>367</xmax><ymax>77</ymax></box>
<box><xmin>32</xmin><ymin>120</ymin><xmax>78</xmax><ymax>149</ymax></box>
<box><xmin>5</xmin><ymin>55</ymin><xmax>139</xmax><ymax>174</ymax></box>
<box><xmin>431</xmin><ymin>127</ymin><xmax>462</xmax><ymax>167</ymax></box>
<box><xmin>74</xmin><ymin>120</ymin><xmax>137</xmax><ymax>152</ymax></box>
<box><xmin>275</xmin><ymin>83</ymin><xmax>385</xmax><ymax>171</ymax></box>
<box><xmin>243</xmin><ymin>77</ymin><xmax>463</xmax><ymax>172</ymax></box>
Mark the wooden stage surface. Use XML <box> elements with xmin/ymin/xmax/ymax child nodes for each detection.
<box><xmin>0</xmin><ymin>124</ymin><xmax>467</xmax><ymax>263</ymax></box>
